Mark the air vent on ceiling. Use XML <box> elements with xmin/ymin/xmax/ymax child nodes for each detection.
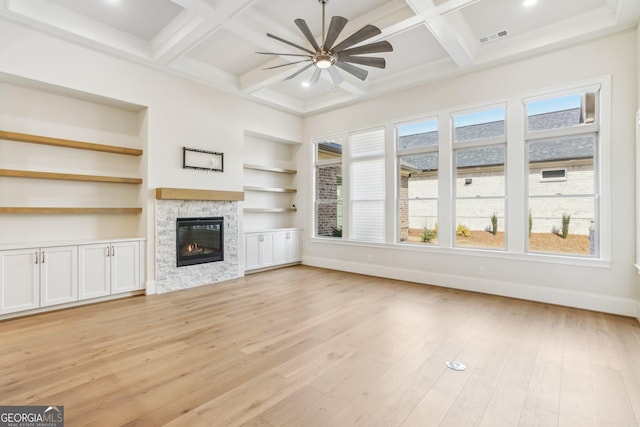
<box><xmin>479</xmin><ymin>30</ymin><xmax>509</xmax><ymax>45</ymax></box>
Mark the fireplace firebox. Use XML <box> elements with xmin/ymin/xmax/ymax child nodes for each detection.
<box><xmin>176</xmin><ymin>217</ymin><xmax>223</xmax><ymax>267</ymax></box>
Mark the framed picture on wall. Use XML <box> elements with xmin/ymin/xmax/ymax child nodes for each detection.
<box><xmin>183</xmin><ymin>147</ymin><xmax>224</xmax><ymax>172</ymax></box>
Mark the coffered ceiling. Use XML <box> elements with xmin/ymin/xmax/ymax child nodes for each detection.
<box><xmin>1</xmin><ymin>0</ymin><xmax>638</xmax><ymax>116</ymax></box>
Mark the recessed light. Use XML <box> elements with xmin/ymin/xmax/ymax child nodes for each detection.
<box><xmin>301</xmin><ymin>81</ymin><xmax>310</xmax><ymax>88</ymax></box>
<box><xmin>523</xmin><ymin>0</ymin><xmax>538</xmax><ymax>6</ymax></box>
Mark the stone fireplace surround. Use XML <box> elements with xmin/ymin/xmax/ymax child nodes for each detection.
<box><xmin>155</xmin><ymin>188</ymin><xmax>243</xmax><ymax>293</ymax></box>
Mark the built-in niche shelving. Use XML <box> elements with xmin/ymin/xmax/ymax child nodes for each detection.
<box><xmin>242</xmin><ymin>130</ymin><xmax>299</xmax><ymax>220</ymax></box>
<box><xmin>0</xmin><ymin>130</ymin><xmax>143</xmax><ymax>215</ymax></box>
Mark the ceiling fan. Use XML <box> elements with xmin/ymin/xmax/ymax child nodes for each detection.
<box><xmin>257</xmin><ymin>0</ymin><xmax>393</xmax><ymax>86</ymax></box>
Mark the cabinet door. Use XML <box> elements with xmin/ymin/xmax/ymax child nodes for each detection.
<box><xmin>260</xmin><ymin>233</ymin><xmax>275</xmax><ymax>267</ymax></box>
<box><xmin>0</xmin><ymin>249</ymin><xmax>39</xmax><ymax>314</ymax></box>
<box><xmin>41</xmin><ymin>246</ymin><xmax>78</xmax><ymax>307</ymax></box>
<box><xmin>78</xmin><ymin>244</ymin><xmax>110</xmax><ymax>300</ymax></box>
<box><xmin>273</xmin><ymin>232</ymin><xmax>287</xmax><ymax>265</ymax></box>
<box><xmin>245</xmin><ymin>234</ymin><xmax>262</xmax><ymax>271</ymax></box>
<box><xmin>111</xmin><ymin>241</ymin><xmax>140</xmax><ymax>294</ymax></box>
<box><xmin>286</xmin><ymin>230</ymin><xmax>301</xmax><ymax>263</ymax></box>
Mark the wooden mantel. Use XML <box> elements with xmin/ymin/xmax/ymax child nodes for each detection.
<box><xmin>155</xmin><ymin>187</ymin><xmax>244</xmax><ymax>201</ymax></box>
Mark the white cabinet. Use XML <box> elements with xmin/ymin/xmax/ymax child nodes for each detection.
<box><xmin>245</xmin><ymin>229</ymin><xmax>301</xmax><ymax>272</ymax></box>
<box><xmin>0</xmin><ymin>246</ymin><xmax>77</xmax><ymax>314</ymax></box>
<box><xmin>40</xmin><ymin>246</ymin><xmax>78</xmax><ymax>307</ymax></box>
<box><xmin>274</xmin><ymin>230</ymin><xmax>301</xmax><ymax>265</ymax></box>
<box><xmin>79</xmin><ymin>241</ymin><xmax>140</xmax><ymax>300</ymax></box>
<box><xmin>245</xmin><ymin>232</ymin><xmax>275</xmax><ymax>271</ymax></box>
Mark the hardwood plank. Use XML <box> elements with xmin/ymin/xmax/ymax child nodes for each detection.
<box><xmin>0</xmin><ymin>266</ymin><xmax>637</xmax><ymax>426</ymax></box>
<box><xmin>155</xmin><ymin>187</ymin><xmax>244</xmax><ymax>201</ymax></box>
<box><xmin>0</xmin><ymin>130</ymin><xmax>143</xmax><ymax>156</ymax></box>
<box><xmin>0</xmin><ymin>168</ymin><xmax>142</xmax><ymax>184</ymax></box>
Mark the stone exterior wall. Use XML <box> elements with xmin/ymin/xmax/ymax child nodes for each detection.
<box><xmin>316</xmin><ymin>164</ymin><xmax>341</xmax><ymax>237</ymax></box>
<box><xmin>156</xmin><ymin>200</ymin><xmax>239</xmax><ymax>293</ymax></box>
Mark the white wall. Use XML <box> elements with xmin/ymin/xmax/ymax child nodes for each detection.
<box><xmin>636</xmin><ymin>23</ymin><xmax>640</xmax><ymax>321</ymax></box>
<box><xmin>0</xmin><ymin>20</ymin><xmax>303</xmax><ymax>287</ymax></box>
<box><xmin>300</xmin><ymin>30</ymin><xmax>639</xmax><ymax>316</ymax></box>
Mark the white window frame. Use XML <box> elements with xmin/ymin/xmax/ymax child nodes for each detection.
<box><xmin>395</xmin><ymin>117</ymin><xmax>439</xmax><ymax>245</ymax></box>
<box><xmin>312</xmin><ymin>135</ymin><xmax>344</xmax><ymax>239</ymax></box>
<box><xmin>523</xmin><ymin>82</ymin><xmax>604</xmax><ymax>258</ymax></box>
<box><xmin>452</xmin><ymin>104</ymin><xmax>508</xmax><ymax>250</ymax></box>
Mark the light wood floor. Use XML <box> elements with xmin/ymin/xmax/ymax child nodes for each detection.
<box><xmin>1</xmin><ymin>266</ymin><xmax>639</xmax><ymax>426</ymax></box>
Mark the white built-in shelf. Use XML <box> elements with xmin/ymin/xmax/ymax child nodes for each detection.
<box><xmin>243</xmin><ymin>163</ymin><xmax>297</xmax><ymax>175</ymax></box>
<box><xmin>243</xmin><ymin>130</ymin><xmax>300</xmax><ymax>145</ymax></box>
<box><xmin>243</xmin><ymin>208</ymin><xmax>297</xmax><ymax>213</ymax></box>
<box><xmin>0</xmin><ymin>169</ymin><xmax>142</xmax><ymax>184</ymax></box>
<box><xmin>243</xmin><ymin>186</ymin><xmax>296</xmax><ymax>193</ymax></box>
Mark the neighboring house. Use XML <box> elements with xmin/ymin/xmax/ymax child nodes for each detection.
<box><xmin>400</xmin><ymin>107</ymin><xmax>594</xmax><ymax>239</ymax></box>
<box><xmin>317</xmin><ymin>108</ymin><xmax>595</xmax><ymax>240</ymax></box>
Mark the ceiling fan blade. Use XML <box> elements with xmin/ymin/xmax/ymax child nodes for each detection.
<box><xmin>339</xmin><ymin>55</ymin><xmax>386</xmax><ymax>69</ymax></box>
<box><xmin>323</xmin><ymin>16</ymin><xmax>348</xmax><ymax>51</ymax></box>
<box><xmin>328</xmin><ymin>67</ymin><xmax>344</xmax><ymax>86</ymax></box>
<box><xmin>339</xmin><ymin>41</ymin><xmax>393</xmax><ymax>56</ymax></box>
<box><xmin>331</xmin><ymin>24</ymin><xmax>382</xmax><ymax>54</ymax></box>
<box><xmin>263</xmin><ymin>59</ymin><xmax>312</xmax><ymax>70</ymax></box>
<box><xmin>256</xmin><ymin>52</ymin><xmax>313</xmax><ymax>57</ymax></box>
<box><xmin>309</xmin><ymin>67</ymin><xmax>322</xmax><ymax>85</ymax></box>
<box><xmin>267</xmin><ymin>33</ymin><xmax>315</xmax><ymax>55</ymax></box>
<box><xmin>335</xmin><ymin>61</ymin><xmax>368</xmax><ymax>81</ymax></box>
<box><xmin>294</xmin><ymin>19</ymin><xmax>321</xmax><ymax>52</ymax></box>
<box><xmin>284</xmin><ymin>63</ymin><xmax>314</xmax><ymax>81</ymax></box>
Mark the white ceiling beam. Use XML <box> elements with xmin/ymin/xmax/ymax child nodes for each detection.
<box><xmin>2</xmin><ymin>0</ymin><xmax>152</xmax><ymax>59</ymax></box>
<box><xmin>404</xmin><ymin>0</ymin><xmax>475</xmax><ymax>69</ymax></box>
<box><xmin>154</xmin><ymin>0</ymin><xmax>259</xmax><ymax>66</ymax></box>
<box><xmin>613</xmin><ymin>0</ymin><xmax>640</xmax><ymax>26</ymax></box>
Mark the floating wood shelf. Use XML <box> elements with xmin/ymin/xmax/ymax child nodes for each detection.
<box><xmin>243</xmin><ymin>208</ymin><xmax>297</xmax><ymax>213</ymax></box>
<box><xmin>0</xmin><ymin>207</ymin><xmax>143</xmax><ymax>214</ymax></box>
<box><xmin>0</xmin><ymin>169</ymin><xmax>142</xmax><ymax>184</ymax></box>
<box><xmin>243</xmin><ymin>186</ymin><xmax>296</xmax><ymax>193</ymax></box>
<box><xmin>155</xmin><ymin>187</ymin><xmax>244</xmax><ymax>201</ymax></box>
<box><xmin>243</xmin><ymin>164</ymin><xmax>297</xmax><ymax>175</ymax></box>
<box><xmin>0</xmin><ymin>130</ymin><xmax>143</xmax><ymax>156</ymax></box>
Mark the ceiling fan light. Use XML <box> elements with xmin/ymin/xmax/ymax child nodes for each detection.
<box><xmin>313</xmin><ymin>52</ymin><xmax>336</xmax><ymax>69</ymax></box>
<box><xmin>316</xmin><ymin>58</ymin><xmax>333</xmax><ymax>69</ymax></box>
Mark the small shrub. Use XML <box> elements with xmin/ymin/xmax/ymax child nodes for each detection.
<box><xmin>331</xmin><ymin>226</ymin><xmax>342</xmax><ymax>237</ymax></box>
<box><xmin>456</xmin><ymin>224</ymin><xmax>470</xmax><ymax>238</ymax></box>
<box><xmin>490</xmin><ymin>213</ymin><xmax>498</xmax><ymax>236</ymax></box>
<box><xmin>561</xmin><ymin>213</ymin><xmax>570</xmax><ymax>239</ymax></box>
<box><xmin>421</xmin><ymin>226</ymin><xmax>437</xmax><ymax>243</ymax></box>
<box><xmin>529</xmin><ymin>210</ymin><xmax>533</xmax><ymax>237</ymax></box>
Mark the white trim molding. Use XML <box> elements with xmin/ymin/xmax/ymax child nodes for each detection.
<box><xmin>303</xmin><ymin>256</ymin><xmax>638</xmax><ymax>317</ymax></box>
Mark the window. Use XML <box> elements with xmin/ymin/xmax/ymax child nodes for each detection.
<box><xmin>453</xmin><ymin>107</ymin><xmax>506</xmax><ymax>250</ymax></box>
<box><xmin>314</xmin><ymin>138</ymin><xmax>343</xmax><ymax>238</ymax></box>
<box><xmin>350</xmin><ymin>128</ymin><xmax>385</xmax><ymax>243</ymax></box>
<box><xmin>396</xmin><ymin>119</ymin><xmax>439</xmax><ymax>245</ymax></box>
<box><xmin>540</xmin><ymin>168</ymin><xmax>567</xmax><ymax>182</ymax></box>
<box><xmin>526</xmin><ymin>88</ymin><xmax>599</xmax><ymax>256</ymax></box>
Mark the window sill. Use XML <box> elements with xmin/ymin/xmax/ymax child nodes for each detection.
<box><xmin>309</xmin><ymin>237</ymin><xmax>611</xmax><ymax>269</ymax></box>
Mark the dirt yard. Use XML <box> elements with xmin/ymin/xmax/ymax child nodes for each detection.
<box><xmin>407</xmin><ymin>228</ymin><xmax>590</xmax><ymax>254</ymax></box>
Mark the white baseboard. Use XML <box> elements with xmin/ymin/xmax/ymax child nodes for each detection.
<box><xmin>303</xmin><ymin>256</ymin><xmax>638</xmax><ymax>318</ymax></box>
<box><xmin>145</xmin><ymin>280</ymin><xmax>157</xmax><ymax>295</ymax></box>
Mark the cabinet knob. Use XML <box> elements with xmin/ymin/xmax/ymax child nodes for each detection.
<box><xmin>41</xmin><ymin>251</ymin><xmax>45</xmax><ymax>264</ymax></box>
<box><xmin>111</xmin><ymin>246</ymin><xmax>115</xmax><ymax>257</ymax></box>
<box><xmin>34</xmin><ymin>251</ymin><xmax>39</xmax><ymax>264</ymax></box>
